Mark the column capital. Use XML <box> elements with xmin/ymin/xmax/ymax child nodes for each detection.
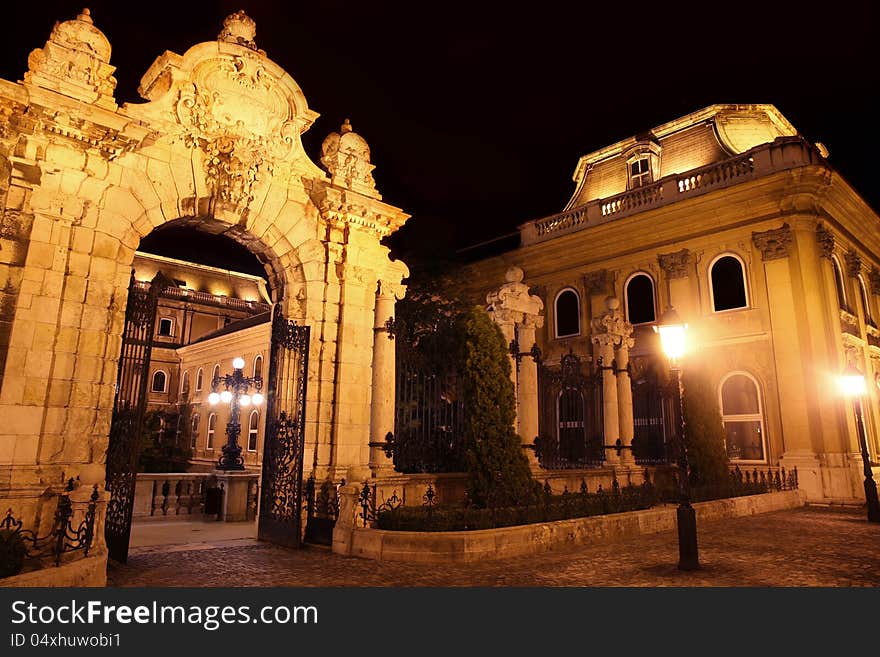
<box><xmin>657</xmin><ymin>248</ymin><xmax>692</xmax><ymax>279</ymax></box>
<box><xmin>869</xmin><ymin>268</ymin><xmax>880</xmax><ymax>295</ymax></box>
<box><xmin>486</xmin><ymin>266</ymin><xmax>544</xmax><ymax>329</ymax></box>
<box><xmin>816</xmin><ymin>223</ymin><xmax>835</xmax><ymax>259</ymax></box>
<box><xmin>845</xmin><ymin>249</ymin><xmax>862</xmax><ymax>277</ymax></box>
<box><xmin>752</xmin><ymin>223</ymin><xmax>793</xmax><ymax>261</ymax></box>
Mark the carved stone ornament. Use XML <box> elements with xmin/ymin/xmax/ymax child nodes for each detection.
<box><xmin>583</xmin><ymin>269</ymin><xmax>610</xmax><ymax>295</ymax></box>
<box><xmin>321</xmin><ymin>119</ymin><xmax>379</xmax><ymax>199</ymax></box>
<box><xmin>816</xmin><ymin>224</ymin><xmax>834</xmax><ymax>259</ymax></box>
<box><xmin>218</xmin><ymin>11</ymin><xmax>259</xmax><ymax>51</ymax></box>
<box><xmin>657</xmin><ymin>248</ymin><xmax>692</xmax><ymax>279</ymax></box>
<box><xmin>590</xmin><ymin>296</ymin><xmax>633</xmax><ymax>348</ymax></box>
<box><xmin>845</xmin><ymin>249</ymin><xmax>862</xmax><ymax>277</ymax></box>
<box><xmin>171</xmin><ymin>12</ymin><xmax>311</xmax><ymax>212</ymax></box>
<box><xmin>869</xmin><ymin>269</ymin><xmax>880</xmax><ymax>295</ymax></box>
<box><xmin>752</xmin><ymin>224</ymin><xmax>793</xmax><ymax>261</ymax></box>
<box><xmin>486</xmin><ymin>266</ymin><xmax>544</xmax><ymax>328</ymax></box>
<box><xmin>24</xmin><ymin>8</ymin><xmax>118</xmax><ymax>110</ymax></box>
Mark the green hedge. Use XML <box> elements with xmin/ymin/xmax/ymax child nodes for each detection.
<box><xmin>375</xmin><ymin>484</ymin><xmax>657</xmax><ymax>532</ymax></box>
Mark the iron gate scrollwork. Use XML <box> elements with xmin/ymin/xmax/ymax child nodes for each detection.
<box><xmin>258</xmin><ymin>305</ymin><xmax>310</xmax><ymax>548</ymax></box>
<box><xmin>105</xmin><ymin>271</ymin><xmax>172</xmax><ymax>563</ymax></box>
<box><xmin>536</xmin><ymin>352</ymin><xmax>605</xmax><ymax>468</ymax></box>
<box><xmin>630</xmin><ymin>358</ymin><xmax>677</xmax><ymax>465</ymax></box>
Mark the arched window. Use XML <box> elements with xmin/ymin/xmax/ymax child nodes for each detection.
<box><xmin>719</xmin><ymin>372</ymin><xmax>766</xmax><ymax>461</ymax></box>
<box><xmin>858</xmin><ymin>275</ymin><xmax>874</xmax><ymax>327</ymax></box>
<box><xmin>206</xmin><ymin>413</ymin><xmax>217</xmax><ymax>450</ymax></box>
<box><xmin>625</xmin><ymin>273</ymin><xmax>656</xmax><ymax>324</ymax></box>
<box><xmin>181</xmin><ymin>371</ymin><xmax>190</xmax><ymax>395</ymax></box>
<box><xmin>190</xmin><ymin>414</ymin><xmax>200</xmax><ymax>449</ymax></box>
<box><xmin>151</xmin><ymin>370</ymin><xmax>167</xmax><ymax>393</ymax></box>
<box><xmin>831</xmin><ymin>256</ymin><xmax>847</xmax><ymax>310</ymax></box>
<box><xmin>555</xmin><ymin>288</ymin><xmax>581</xmax><ymax>338</ymax></box>
<box><xmin>253</xmin><ymin>355</ymin><xmax>263</xmax><ymax>380</ymax></box>
<box><xmin>710</xmin><ymin>254</ymin><xmax>748</xmax><ymax>312</ymax></box>
<box><xmin>248</xmin><ymin>410</ymin><xmax>259</xmax><ymax>452</ymax></box>
<box><xmin>212</xmin><ymin>364</ymin><xmax>220</xmax><ymax>387</ymax></box>
<box><xmin>196</xmin><ymin>368</ymin><xmax>204</xmax><ymax>392</ymax></box>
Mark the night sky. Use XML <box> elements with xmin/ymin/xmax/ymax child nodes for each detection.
<box><xmin>4</xmin><ymin>1</ymin><xmax>878</xmax><ymax>275</ymax></box>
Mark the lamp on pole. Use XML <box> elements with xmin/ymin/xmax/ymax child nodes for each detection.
<box><xmin>654</xmin><ymin>306</ymin><xmax>699</xmax><ymax>571</ymax></box>
<box><xmin>836</xmin><ymin>363</ymin><xmax>880</xmax><ymax>523</ymax></box>
<box><xmin>208</xmin><ymin>357</ymin><xmax>264</xmax><ymax>471</ymax></box>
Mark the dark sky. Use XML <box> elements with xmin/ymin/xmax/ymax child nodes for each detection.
<box><xmin>4</xmin><ymin>1</ymin><xmax>879</xmax><ymax>272</ymax></box>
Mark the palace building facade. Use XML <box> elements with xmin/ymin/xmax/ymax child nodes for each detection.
<box><xmin>462</xmin><ymin>104</ymin><xmax>880</xmax><ymax>504</ymax></box>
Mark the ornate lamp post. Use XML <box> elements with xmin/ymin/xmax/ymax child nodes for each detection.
<box><xmin>208</xmin><ymin>357</ymin><xmax>264</xmax><ymax>471</ymax></box>
<box><xmin>654</xmin><ymin>306</ymin><xmax>699</xmax><ymax>571</ymax></box>
<box><xmin>837</xmin><ymin>364</ymin><xmax>880</xmax><ymax>523</ymax></box>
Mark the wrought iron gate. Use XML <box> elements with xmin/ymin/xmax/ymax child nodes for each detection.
<box><xmin>631</xmin><ymin>360</ymin><xmax>677</xmax><ymax>465</ymax></box>
<box><xmin>258</xmin><ymin>305</ymin><xmax>310</xmax><ymax>548</ymax></box>
<box><xmin>536</xmin><ymin>352</ymin><xmax>605</xmax><ymax>468</ymax></box>
<box><xmin>105</xmin><ymin>272</ymin><xmax>170</xmax><ymax>563</ymax></box>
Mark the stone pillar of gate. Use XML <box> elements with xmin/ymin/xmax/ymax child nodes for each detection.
<box><xmin>370</xmin><ymin>277</ymin><xmax>406</xmax><ymax>477</ymax></box>
<box><xmin>486</xmin><ymin>267</ymin><xmax>544</xmax><ymax>463</ymax></box>
<box><xmin>616</xmin><ymin>336</ymin><xmax>636</xmax><ymax>465</ymax></box>
<box><xmin>591</xmin><ymin>297</ymin><xmax>634</xmax><ymax>466</ymax></box>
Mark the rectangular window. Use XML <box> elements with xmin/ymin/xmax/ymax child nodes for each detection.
<box><xmin>158</xmin><ymin>318</ymin><xmax>173</xmax><ymax>337</ymax></box>
<box><xmin>629</xmin><ymin>158</ymin><xmax>652</xmax><ymax>188</ymax></box>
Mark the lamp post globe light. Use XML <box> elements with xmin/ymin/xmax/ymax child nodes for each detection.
<box><xmin>209</xmin><ymin>356</ymin><xmax>264</xmax><ymax>471</ymax></box>
<box><xmin>837</xmin><ymin>363</ymin><xmax>880</xmax><ymax>523</ymax></box>
<box><xmin>653</xmin><ymin>306</ymin><xmax>700</xmax><ymax>571</ymax></box>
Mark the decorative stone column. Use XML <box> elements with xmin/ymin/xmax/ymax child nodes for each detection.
<box><xmin>487</xmin><ymin>267</ymin><xmax>544</xmax><ymax>462</ymax></box>
<box><xmin>370</xmin><ymin>278</ymin><xmax>406</xmax><ymax>476</ymax></box>
<box><xmin>591</xmin><ymin>297</ymin><xmax>634</xmax><ymax>466</ymax></box>
<box><xmin>616</xmin><ymin>335</ymin><xmax>636</xmax><ymax>465</ymax></box>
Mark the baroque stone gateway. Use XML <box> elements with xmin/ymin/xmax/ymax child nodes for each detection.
<box><xmin>0</xmin><ymin>10</ymin><xmax>408</xmax><ymax>582</ymax></box>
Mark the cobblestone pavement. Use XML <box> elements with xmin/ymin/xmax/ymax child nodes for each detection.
<box><xmin>108</xmin><ymin>506</ymin><xmax>880</xmax><ymax>587</ymax></box>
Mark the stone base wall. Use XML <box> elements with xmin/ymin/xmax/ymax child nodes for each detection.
<box><xmin>333</xmin><ymin>490</ymin><xmax>806</xmax><ymax>563</ymax></box>
<box><xmin>0</xmin><ymin>553</ymin><xmax>107</xmax><ymax>588</ymax></box>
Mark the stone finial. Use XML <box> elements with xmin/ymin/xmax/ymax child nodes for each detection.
<box><xmin>752</xmin><ymin>224</ymin><xmax>793</xmax><ymax>261</ymax></box>
<box><xmin>486</xmin><ymin>268</ymin><xmax>544</xmax><ymax>328</ymax></box>
<box><xmin>321</xmin><ymin>119</ymin><xmax>379</xmax><ymax>199</ymax></box>
<box><xmin>24</xmin><ymin>7</ymin><xmax>117</xmax><ymax>109</ymax></box>
<box><xmin>845</xmin><ymin>249</ymin><xmax>862</xmax><ymax>277</ymax></box>
<box><xmin>658</xmin><ymin>248</ymin><xmax>692</xmax><ymax>279</ymax></box>
<box><xmin>816</xmin><ymin>224</ymin><xmax>834</xmax><ymax>259</ymax></box>
<box><xmin>219</xmin><ymin>10</ymin><xmax>258</xmax><ymax>50</ymax></box>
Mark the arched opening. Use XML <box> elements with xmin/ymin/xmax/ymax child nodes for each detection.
<box><xmin>859</xmin><ymin>275</ymin><xmax>874</xmax><ymax>327</ymax></box>
<box><xmin>719</xmin><ymin>372</ymin><xmax>767</xmax><ymax>461</ymax></box>
<box><xmin>624</xmin><ymin>272</ymin><xmax>656</xmax><ymax>324</ymax></box>
<box><xmin>555</xmin><ymin>288</ymin><xmax>581</xmax><ymax>338</ymax></box>
<box><xmin>710</xmin><ymin>254</ymin><xmax>748</xmax><ymax>312</ymax></box>
<box><xmin>831</xmin><ymin>256</ymin><xmax>847</xmax><ymax>311</ymax></box>
<box><xmin>108</xmin><ymin>220</ymin><xmax>298</xmax><ymax>560</ymax></box>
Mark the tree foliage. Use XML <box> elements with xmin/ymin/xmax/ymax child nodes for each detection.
<box><xmin>681</xmin><ymin>365</ymin><xmax>730</xmax><ymax>486</ymax></box>
<box><xmin>458</xmin><ymin>306</ymin><xmax>537</xmax><ymax>507</ymax></box>
<box><xmin>138</xmin><ymin>405</ymin><xmax>194</xmax><ymax>473</ymax></box>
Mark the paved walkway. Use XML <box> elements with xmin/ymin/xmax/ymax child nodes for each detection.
<box><xmin>109</xmin><ymin>506</ymin><xmax>880</xmax><ymax>587</ymax></box>
<box><xmin>130</xmin><ymin>518</ymin><xmax>256</xmax><ymax>549</ymax></box>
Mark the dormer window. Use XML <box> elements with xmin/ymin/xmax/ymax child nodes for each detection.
<box><xmin>624</xmin><ymin>138</ymin><xmax>661</xmax><ymax>191</ymax></box>
<box><xmin>629</xmin><ymin>157</ymin><xmax>652</xmax><ymax>188</ymax></box>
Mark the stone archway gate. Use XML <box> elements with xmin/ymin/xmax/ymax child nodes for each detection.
<box><xmin>0</xmin><ymin>9</ymin><xmax>409</xmax><ymax>579</ymax></box>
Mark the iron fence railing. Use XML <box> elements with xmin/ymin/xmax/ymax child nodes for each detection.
<box><xmin>1</xmin><ymin>480</ymin><xmax>100</xmax><ymax>578</ymax></box>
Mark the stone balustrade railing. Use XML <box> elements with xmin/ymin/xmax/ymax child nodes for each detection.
<box><xmin>134</xmin><ymin>280</ymin><xmax>270</xmax><ymax>313</ymax></box>
<box><xmin>132</xmin><ymin>472</ymin><xmax>259</xmax><ymax>521</ymax></box>
<box><xmin>522</xmin><ymin>136</ymin><xmax>827</xmax><ymax>245</ymax></box>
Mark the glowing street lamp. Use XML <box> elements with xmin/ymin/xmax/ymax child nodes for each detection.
<box><xmin>837</xmin><ymin>364</ymin><xmax>880</xmax><ymax>522</ymax></box>
<box><xmin>208</xmin><ymin>356</ymin><xmax>263</xmax><ymax>471</ymax></box>
<box><xmin>654</xmin><ymin>306</ymin><xmax>699</xmax><ymax>570</ymax></box>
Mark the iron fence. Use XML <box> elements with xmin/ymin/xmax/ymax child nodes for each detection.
<box><xmin>303</xmin><ymin>475</ymin><xmax>343</xmax><ymax>546</ymax></box>
<box><xmin>1</xmin><ymin>480</ymin><xmax>100</xmax><ymax>578</ymax></box>
<box><xmin>536</xmin><ymin>352</ymin><xmax>605</xmax><ymax>469</ymax></box>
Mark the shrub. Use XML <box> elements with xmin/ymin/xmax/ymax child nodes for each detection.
<box><xmin>0</xmin><ymin>529</ymin><xmax>27</xmax><ymax>578</ymax></box>
<box><xmin>680</xmin><ymin>365</ymin><xmax>730</xmax><ymax>486</ymax></box>
<box><xmin>458</xmin><ymin>306</ymin><xmax>538</xmax><ymax>507</ymax></box>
